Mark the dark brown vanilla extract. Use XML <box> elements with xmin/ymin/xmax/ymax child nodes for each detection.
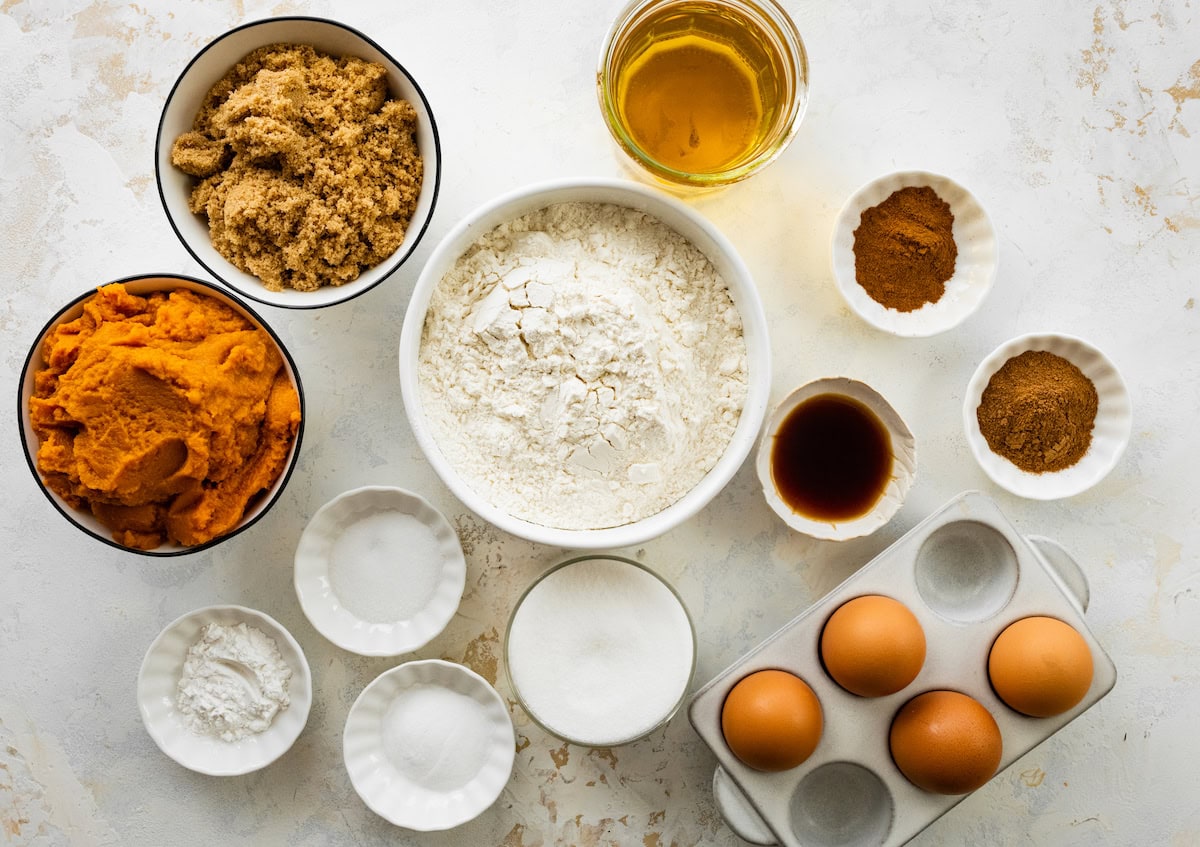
<box><xmin>770</xmin><ymin>394</ymin><xmax>893</xmax><ymax>522</ymax></box>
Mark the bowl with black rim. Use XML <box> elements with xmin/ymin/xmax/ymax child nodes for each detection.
<box><xmin>18</xmin><ymin>273</ymin><xmax>305</xmax><ymax>557</ymax></box>
<box><xmin>155</xmin><ymin>16</ymin><xmax>441</xmax><ymax>309</ymax></box>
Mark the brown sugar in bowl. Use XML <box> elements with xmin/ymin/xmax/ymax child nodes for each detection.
<box><xmin>155</xmin><ymin>17</ymin><xmax>441</xmax><ymax>309</ymax></box>
<box><xmin>18</xmin><ymin>274</ymin><xmax>305</xmax><ymax>557</ymax></box>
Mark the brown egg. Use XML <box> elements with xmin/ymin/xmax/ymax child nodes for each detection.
<box><xmin>721</xmin><ymin>669</ymin><xmax>823</xmax><ymax>772</ymax></box>
<box><xmin>820</xmin><ymin>595</ymin><xmax>926</xmax><ymax>697</ymax></box>
<box><xmin>988</xmin><ymin>616</ymin><xmax>1094</xmax><ymax>717</ymax></box>
<box><xmin>889</xmin><ymin>690</ymin><xmax>1003</xmax><ymax>794</ymax></box>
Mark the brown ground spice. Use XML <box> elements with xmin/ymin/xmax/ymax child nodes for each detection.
<box><xmin>852</xmin><ymin>186</ymin><xmax>957</xmax><ymax>312</ymax></box>
<box><xmin>171</xmin><ymin>44</ymin><xmax>423</xmax><ymax>292</ymax></box>
<box><xmin>976</xmin><ymin>350</ymin><xmax>1099</xmax><ymax>473</ymax></box>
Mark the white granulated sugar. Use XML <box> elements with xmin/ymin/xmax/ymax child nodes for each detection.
<box><xmin>176</xmin><ymin>622</ymin><xmax>292</xmax><ymax>742</ymax></box>
<box><xmin>505</xmin><ymin>557</ymin><xmax>694</xmax><ymax>745</ymax></box>
<box><xmin>418</xmin><ymin>201</ymin><xmax>748</xmax><ymax>530</ymax></box>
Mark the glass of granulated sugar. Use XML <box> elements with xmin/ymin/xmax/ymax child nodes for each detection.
<box><xmin>504</xmin><ymin>555</ymin><xmax>696</xmax><ymax>746</ymax></box>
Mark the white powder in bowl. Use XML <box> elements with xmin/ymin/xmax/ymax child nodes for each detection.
<box><xmin>505</xmin><ymin>557</ymin><xmax>695</xmax><ymax>746</ymax></box>
<box><xmin>328</xmin><ymin>511</ymin><xmax>441</xmax><ymax>624</ymax></box>
<box><xmin>417</xmin><ymin>201</ymin><xmax>748</xmax><ymax>531</ymax></box>
<box><xmin>176</xmin><ymin>622</ymin><xmax>292</xmax><ymax>742</ymax></box>
<box><xmin>381</xmin><ymin>684</ymin><xmax>492</xmax><ymax>791</ymax></box>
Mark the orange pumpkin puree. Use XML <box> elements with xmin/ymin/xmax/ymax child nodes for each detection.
<box><xmin>30</xmin><ymin>283</ymin><xmax>301</xmax><ymax>550</ymax></box>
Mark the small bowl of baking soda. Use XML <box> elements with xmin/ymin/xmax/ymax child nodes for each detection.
<box><xmin>293</xmin><ymin>486</ymin><xmax>467</xmax><ymax>656</ymax></box>
<box><xmin>137</xmin><ymin>605</ymin><xmax>312</xmax><ymax>775</ymax></box>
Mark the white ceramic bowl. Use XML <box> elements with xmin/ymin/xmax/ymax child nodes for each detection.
<box><xmin>138</xmin><ymin>605</ymin><xmax>312</xmax><ymax>776</ymax></box>
<box><xmin>344</xmin><ymin>659</ymin><xmax>515</xmax><ymax>830</ymax></box>
<box><xmin>294</xmin><ymin>486</ymin><xmax>466</xmax><ymax>656</ymax></box>
<box><xmin>756</xmin><ymin>377</ymin><xmax>917</xmax><ymax>541</ymax></box>
<box><xmin>397</xmin><ymin>177</ymin><xmax>771</xmax><ymax>549</ymax></box>
<box><xmin>832</xmin><ymin>171</ymin><xmax>997</xmax><ymax>337</ymax></box>
<box><xmin>155</xmin><ymin>16</ymin><xmax>441</xmax><ymax>309</ymax></box>
<box><xmin>17</xmin><ymin>274</ymin><xmax>304</xmax><ymax>557</ymax></box>
<box><xmin>963</xmin><ymin>333</ymin><xmax>1132</xmax><ymax>499</ymax></box>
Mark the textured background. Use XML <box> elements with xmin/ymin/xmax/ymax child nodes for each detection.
<box><xmin>2</xmin><ymin>1</ymin><xmax>1197</xmax><ymax>845</ymax></box>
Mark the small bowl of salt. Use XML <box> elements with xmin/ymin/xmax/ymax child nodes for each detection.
<box><xmin>344</xmin><ymin>659</ymin><xmax>515</xmax><ymax>830</ymax></box>
<box><xmin>137</xmin><ymin>604</ymin><xmax>313</xmax><ymax>776</ymax></box>
<box><xmin>294</xmin><ymin>486</ymin><xmax>467</xmax><ymax>656</ymax></box>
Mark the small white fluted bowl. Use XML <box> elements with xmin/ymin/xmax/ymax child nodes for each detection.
<box><xmin>137</xmin><ymin>605</ymin><xmax>312</xmax><ymax>775</ymax></box>
<box><xmin>832</xmin><ymin>170</ymin><xmax>997</xmax><ymax>337</ymax></box>
<box><xmin>344</xmin><ymin>660</ymin><xmax>515</xmax><ymax>830</ymax></box>
<box><xmin>756</xmin><ymin>377</ymin><xmax>917</xmax><ymax>541</ymax></box>
<box><xmin>294</xmin><ymin>486</ymin><xmax>466</xmax><ymax>656</ymax></box>
<box><xmin>963</xmin><ymin>332</ymin><xmax>1131</xmax><ymax>499</ymax></box>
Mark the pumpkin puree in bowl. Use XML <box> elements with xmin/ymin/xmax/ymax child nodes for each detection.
<box><xmin>29</xmin><ymin>283</ymin><xmax>301</xmax><ymax>550</ymax></box>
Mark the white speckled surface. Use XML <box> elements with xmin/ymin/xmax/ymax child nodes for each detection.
<box><xmin>1</xmin><ymin>2</ymin><xmax>1197</xmax><ymax>846</ymax></box>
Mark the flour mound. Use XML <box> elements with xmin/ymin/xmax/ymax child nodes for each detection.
<box><xmin>417</xmin><ymin>201</ymin><xmax>748</xmax><ymax>531</ymax></box>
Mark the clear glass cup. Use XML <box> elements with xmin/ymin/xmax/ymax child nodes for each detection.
<box><xmin>504</xmin><ymin>555</ymin><xmax>697</xmax><ymax>747</ymax></box>
<box><xmin>597</xmin><ymin>0</ymin><xmax>809</xmax><ymax>190</ymax></box>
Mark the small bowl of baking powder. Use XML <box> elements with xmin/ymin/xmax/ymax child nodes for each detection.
<box><xmin>398</xmin><ymin>177</ymin><xmax>771</xmax><ymax>548</ymax></box>
<box><xmin>137</xmin><ymin>604</ymin><xmax>313</xmax><ymax>775</ymax></box>
<box><xmin>504</xmin><ymin>555</ymin><xmax>697</xmax><ymax>746</ymax></box>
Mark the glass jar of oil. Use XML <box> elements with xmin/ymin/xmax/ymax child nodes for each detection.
<box><xmin>598</xmin><ymin>0</ymin><xmax>808</xmax><ymax>189</ymax></box>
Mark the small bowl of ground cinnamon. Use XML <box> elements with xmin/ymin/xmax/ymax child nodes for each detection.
<box><xmin>831</xmin><ymin>171</ymin><xmax>997</xmax><ymax>337</ymax></box>
<box><xmin>156</xmin><ymin>18</ymin><xmax>440</xmax><ymax>309</ymax></box>
<box><xmin>963</xmin><ymin>333</ymin><xmax>1131</xmax><ymax>499</ymax></box>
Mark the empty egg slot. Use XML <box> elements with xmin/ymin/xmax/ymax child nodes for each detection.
<box><xmin>914</xmin><ymin>520</ymin><xmax>1019</xmax><ymax>623</ymax></box>
<box><xmin>789</xmin><ymin>761</ymin><xmax>894</xmax><ymax>847</ymax></box>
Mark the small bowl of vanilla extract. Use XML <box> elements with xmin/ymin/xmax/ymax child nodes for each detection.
<box><xmin>756</xmin><ymin>378</ymin><xmax>917</xmax><ymax>541</ymax></box>
<box><xmin>597</xmin><ymin>0</ymin><xmax>809</xmax><ymax>189</ymax></box>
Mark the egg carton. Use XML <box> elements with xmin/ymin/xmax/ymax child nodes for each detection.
<box><xmin>687</xmin><ymin>490</ymin><xmax>1116</xmax><ymax>847</ymax></box>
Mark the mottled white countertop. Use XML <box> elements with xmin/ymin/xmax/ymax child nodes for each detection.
<box><xmin>2</xmin><ymin>1</ymin><xmax>1197</xmax><ymax>845</ymax></box>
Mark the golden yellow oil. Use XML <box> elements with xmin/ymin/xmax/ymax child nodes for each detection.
<box><xmin>611</xmin><ymin>2</ymin><xmax>789</xmax><ymax>175</ymax></box>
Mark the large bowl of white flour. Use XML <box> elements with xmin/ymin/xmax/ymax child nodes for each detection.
<box><xmin>399</xmin><ymin>178</ymin><xmax>770</xmax><ymax>548</ymax></box>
